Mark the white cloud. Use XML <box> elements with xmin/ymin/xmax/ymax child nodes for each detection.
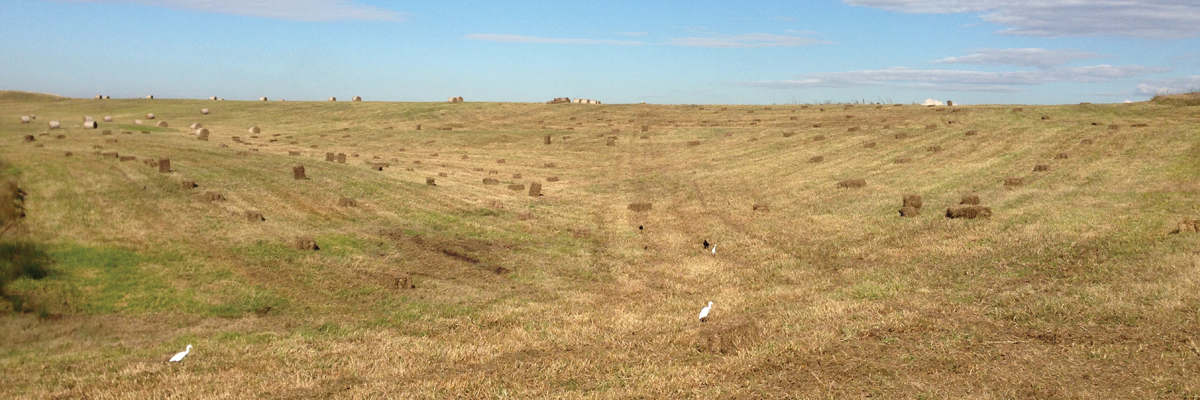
<box><xmin>932</xmin><ymin>48</ymin><xmax>1105</xmax><ymax>69</ymax></box>
<box><xmin>53</xmin><ymin>0</ymin><xmax>404</xmax><ymax>21</ymax></box>
<box><xmin>739</xmin><ymin>65</ymin><xmax>1170</xmax><ymax>92</ymax></box>
<box><xmin>666</xmin><ymin>33</ymin><xmax>831</xmax><ymax>48</ymax></box>
<box><xmin>464</xmin><ymin>34</ymin><xmax>644</xmax><ymax>46</ymax></box>
<box><xmin>843</xmin><ymin>0</ymin><xmax>1200</xmax><ymax>39</ymax></box>
<box><xmin>1135</xmin><ymin>75</ymin><xmax>1200</xmax><ymax>95</ymax></box>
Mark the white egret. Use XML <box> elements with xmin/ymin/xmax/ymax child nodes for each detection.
<box><xmin>169</xmin><ymin>344</ymin><xmax>192</xmax><ymax>362</ymax></box>
<box><xmin>698</xmin><ymin>301</ymin><xmax>713</xmax><ymax>322</ymax></box>
<box><xmin>711</xmin><ymin>245</ymin><xmax>716</xmax><ymax>255</ymax></box>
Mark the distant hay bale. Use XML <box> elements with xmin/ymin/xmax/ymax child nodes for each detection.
<box><xmin>483</xmin><ymin>178</ymin><xmax>499</xmax><ymax>185</ymax></box>
<box><xmin>143</xmin><ymin>159</ymin><xmax>157</xmax><ymax>167</ymax></box>
<box><xmin>753</xmin><ymin>203</ymin><xmax>770</xmax><ymax>212</ymax></box>
<box><xmin>246</xmin><ymin>210</ymin><xmax>264</xmax><ymax>222</ymax></box>
<box><xmin>837</xmin><ymin>178</ymin><xmax>866</xmax><ymax>188</ymax></box>
<box><xmin>1041</xmin><ymin>115</ymin><xmax>1051</xmax><ymax>120</ymax></box>
<box><xmin>202</xmin><ymin>191</ymin><xmax>225</xmax><ymax>201</ymax></box>
<box><xmin>352</xmin><ymin>96</ymin><xmax>362</xmax><ymax>101</ymax></box>
<box><xmin>1004</xmin><ymin>177</ymin><xmax>1024</xmax><ymax>187</ymax></box>
<box><xmin>544</xmin><ymin>135</ymin><xmax>551</xmax><ymax>145</ymax></box>
<box><xmin>438</xmin><ymin>172</ymin><xmax>447</xmax><ymax>177</ymax></box>
<box><xmin>1055</xmin><ymin>152</ymin><xmax>1069</xmax><ymax>160</ymax></box>
<box><xmin>847</xmin><ymin>127</ymin><xmax>860</xmax><ymax>132</ymax></box>
<box><xmin>640</xmin><ymin>125</ymin><xmax>649</xmax><ymax>132</ymax></box>
<box><xmin>249</xmin><ymin>127</ymin><xmax>261</xmax><ymax>134</ymax></box>
<box><xmin>808</xmin><ymin>155</ymin><xmax>824</xmax><ymax>163</ymax></box>
<box><xmin>158</xmin><ymin>158</ymin><xmax>171</xmax><ymax>173</ymax></box>
<box><xmin>146</xmin><ymin>95</ymin><xmax>154</xmax><ymax>99</ymax></box>
<box><xmin>497</xmin><ymin>159</ymin><xmax>505</xmax><ymax>164</ymax></box>
<box><xmin>1172</xmin><ymin>220</ymin><xmax>1200</xmax><ymax>234</ymax></box>
<box><xmin>328</xmin><ymin>97</ymin><xmax>336</xmax><ymax>101</ymax></box>
<box><xmin>611</xmin><ymin>129</ymin><xmax>621</xmax><ymax>134</ymax></box>
<box><xmin>426</xmin><ymin>177</ymin><xmax>436</xmax><ymax>186</ymax></box>
<box><xmin>628</xmin><ymin>202</ymin><xmax>653</xmax><ymax>212</ymax></box>
<box><xmin>894</xmin><ymin>133</ymin><xmax>909</xmax><ymax>139</ymax></box>
<box><xmin>83</xmin><ymin>121</ymin><xmax>97</xmax><ymax>129</ymax></box>
<box><xmin>812</xmin><ymin>123</ymin><xmax>822</xmax><ymax>128</ymax></box>
<box><xmin>863</xmin><ymin>142</ymin><xmax>876</xmax><ymax>148</ymax></box>
<box><xmin>512</xmin><ymin>173</ymin><xmax>521</xmax><ymax>179</ymax></box>
<box><xmin>337</xmin><ymin>153</ymin><xmax>347</xmax><ymax>163</ymax></box>
<box><xmin>687</xmin><ymin>140</ymin><xmax>701</xmax><ymax>147</ymax></box>
<box><xmin>899</xmin><ymin>206</ymin><xmax>920</xmax><ymax>217</ymax></box>
<box><xmin>103</xmin><ymin>116</ymin><xmax>112</xmax><ymax>122</ymax></box>
<box><xmin>790</xmin><ymin>116</ymin><xmax>797</xmax><ymax>121</ymax></box>
<box><xmin>288</xmin><ymin>151</ymin><xmax>300</xmax><ymax>156</ymax></box>
<box><xmin>903</xmin><ymin>194</ymin><xmax>922</xmax><ymax>209</ymax></box>
<box><xmin>146</xmin><ymin>113</ymin><xmax>155</xmax><ymax>120</ymax></box>
<box><xmin>960</xmin><ymin>194</ymin><xmax>980</xmax><ymax>205</ymax></box>
<box><xmin>20</xmin><ymin>116</ymin><xmax>30</xmax><ymax>123</ymax></box>
<box><xmin>182</xmin><ymin>180</ymin><xmax>197</xmax><ymax>189</ymax></box>
<box><xmin>529</xmin><ymin>182</ymin><xmax>542</xmax><ymax>197</ymax></box>
<box><xmin>946</xmin><ymin>100</ymin><xmax>954</xmax><ymax>106</ymax></box>
<box><xmin>925</xmin><ymin>124</ymin><xmax>937</xmax><ymax>130</ymax></box>
<box><xmin>894</xmin><ymin>158</ymin><xmax>911</xmax><ymax>164</ymax></box>
<box><xmin>48</xmin><ymin>121</ymin><xmax>60</xmax><ymax>129</ymax></box>
<box><xmin>1108</xmin><ymin>124</ymin><xmax>1120</xmax><ymax>130</ymax></box>
<box><xmin>1034</xmin><ymin>164</ymin><xmax>1051</xmax><ymax>172</ymax></box>
<box><xmin>946</xmin><ymin>205</ymin><xmax>992</xmax><ymax>219</ymax></box>
<box><xmin>547</xmin><ymin>176</ymin><xmax>560</xmax><ymax>182</ymax></box>
<box><xmin>927</xmin><ymin>145</ymin><xmax>942</xmax><ymax>152</ymax></box>
<box><xmin>783</xmin><ymin>132</ymin><xmax>795</xmax><ymax>138</ymax></box>
<box><xmin>813</xmin><ymin>135</ymin><xmax>826</xmax><ymax>141</ymax></box>
<box><xmin>190</xmin><ymin>123</ymin><xmax>202</xmax><ymax>129</ymax></box>
<box><xmin>260</xmin><ymin>97</ymin><xmax>268</xmax><ymax>101</ymax></box>
<box><xmin>63</xmin><ymin>151</ymin><xmax>72</xmax><ymax>157</ymax></box>
<box><xmin>293</xmin><ymin>236</ymin><xmax>319</xmax><ymax>251</ymax></box>
<box><xmin>325</xmin><ymin>152</ymin><xmax>335</xmax><ymax>162</ymax></box>
<box><xmin>338</xmin><ymin>197</ymin><xmax>357</xmax><ymax>207</ymax></box>
<box><xmin>607</xmin><ymin>138</ymin><xmax>616</xmax><ymax>146</ymax></box>
<box><xmin>1081</xmin><ymin>139</ymin><xmax>1094</xmax><ymax>145</ymax></box>
<box><xmin>22</xmin><ymin>135</ymin><xmax>34</xmax><ymax>142</ymax></box>
<box><xmin>156</xmin><ymin>121</ymin><xmax>167</xmax><ymax>128</ymax></box>
<box><xmin>640</xmin><ymin>135</ymin><xmax>649</xmax><ymax>139</ymax></box>
<box><xmin>965</xmin><ymin>130</ymin><xmax>977</xmax><ymax>136</ymax></box>
<box><xmin>209</xmin><ymin>96</ymin><xmax>217</xmax><ymax>100</ymax></box>
<box><xmin>1131</xmin><ymin>123</ymin><xmax>1149</xmax><ymax>128</ymax></box>
<box><xmin>415</xmin><ymin>124</ymin><xmax>421</xmax><ymax>130</ymax></box>
<box><xmin>55</xmin><ymin>134</ymin><xmax>66</xmax><ymax>139</ymax></box>
<box><xmin>292</xmin><ymin>166</ymin><xmax>306</xmax><ymax>180</ymax></box>
<box><xmin>119</xmin><ymin>156</ymin><xmax>136</xmax><ymax>162</ymax></box>
<box><xmin>507</xmin><ymin>184</ymin><xmax>525</xmax><ymax>192</ymax></box>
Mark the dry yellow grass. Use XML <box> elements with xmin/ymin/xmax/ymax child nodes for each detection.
<box><xmin>1</xmin><ymin>92</ymin><xmax>1199</xmax><ymax>398</ymax></box>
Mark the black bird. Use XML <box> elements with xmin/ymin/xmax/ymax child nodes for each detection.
<box><xmin>703</xmin><ymin>239</ymin><xmax>710</xmax><ymax>249</ymax></box>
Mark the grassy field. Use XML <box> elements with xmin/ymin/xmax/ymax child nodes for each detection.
<box><xmin>1</xmin><ymin>90</ymin><xmax>1198</xmax><ymax>398</ymax></box>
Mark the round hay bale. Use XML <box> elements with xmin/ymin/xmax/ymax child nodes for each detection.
<box><xmin>83</xmin><ymin>121</ymin><xmax>97</xmax><ymax>129</ymax></box>
<box><xmin>899</xmin><ymin>206</ymin><xmax>921</xmax><ymax>217</ymax></box>
<box><xmin>20</xmin><ymin>116</ymin><xmax>30</xmax><ymax>123</ymax></box>
<box><xmin>903</xmin><ymin>194</ymin><xmax>922</xmax><ymax>209</ymax></box>
<box><xmin>201</xmin><ymin>108</ymin><xmax>209</xmax><ymax>115</ymax></box>
<box><xmin>134</xmin><ymin>119</ymin><xmax>143</xmax><ymax>125</ymax></box>
<box><xmin>328</xmin><ymin>97</ymin><xmax>336</xmax><ymax>101</ymax></box>
<box><xmin>48</xmin><ymin>121</ymin><xmax>60</xmax><ymax>129</ymax></box>
<box><xmin>190</xmin><ymin>123</ymin><xmax>203</xmax><ymax>130</ymax></box>
<box><xmin>146</xmin><ymin>113</ymin><xmax>155</xmax><ymax>119</ymax></box>
<box><xmin>628</xmin><ymin>202</ymin><xmax>653</xmax><ymax>212</ymax></box>
<box><xmin>837</xmin><ymin>178</ymin><xmax>866</xmax><ymax>189</ymax></box>
<box><xmin>894</xmin><ymin>133</ymin><xmax>909</xmax><ymax>139</ymax></box>
<box><xmin>95</xmin><ymin>95</ymin><xmax>102</xmax><ymax>99</ymax></box>
<box><xmin>260</xmin><ymin>97</ymin><xmax>268</xmax><ymax>101</ymax></box>
<box><xmin>960</xmin><ymin>194</ymin><xmax>981</xmax><ymax>205</ymax></box>
<box><xmin>293</xmin><ymin>236</ymin><xmax>319</xmax><ymax>250</ymax></box>
<box><xmin>102</xmin><ymin>116</ymin><xmax>112</xmax><ymax>122</ymax></box>
<box><xmin>353</xmin><ymin>96</ymin><xmax>362</xmax><ymax>101</ymax></box>
<box><xmin>84</xmin><ymin>116</ymin><xmax>94</xmax><ymax>122</ymax></box>
<box><xmin>1034</xmin><ymin>164</ymin><xmax>1051</xmax><ymax>172</ymax></box>
<box><xmin>1004</xmin><ymin>177</ymin><xmax>1024</xmax><ymax>187</ymax></box>
<box><xmin>1041</xmin><ymin>115</ymin><xmax>1051</xmax><ymax>120</ymax></box>
<box><xmin>209</xmin><ymin>96</ymin><xmax>218</xmax><ymax>100</ymax></box>
<box><xmin>946</xmin><ymin>205</ymin><xmax>992</xmax><ymax>219</ymax></box>
<box><xmin>155</xmin><ymin>121</ymin><xmax>168</xmax><ymax>128</ymax></box>
<box><xmin>249</xmin><ymin>127</ymin><xmax>261</xmax><ymax>134</ymax></box>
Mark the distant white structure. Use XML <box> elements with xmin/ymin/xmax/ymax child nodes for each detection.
<box><xmin>1124</xmin><ymin>99</ymin><xmax>1133</xmax><ymax>103</ymax></box>
<box><xmin>574</xmin><ymin>98</ymin><xmax>601</xmax><ymax>104</ymax></box>
<box><xmin>698</xmin><ymin>301</ymin><xmax>713</xmax><ymax>322</ymax></box>
<box><xmin>922</xmin><ymin>98</ymin><xmax>944</xmax><ymax>107</ymax></box>
<box><xmin>169</xmin><ymin>344</ymin><xmax>192</xmax><ymax>362</ymax></box>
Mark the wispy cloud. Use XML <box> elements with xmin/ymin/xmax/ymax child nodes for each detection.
<box><xmin>843</xmin><ymin>0</ymin><xmax>1200</xmax><ymax>39</ymax></box>
<box><xmin>466</xmin><ymin>32</ymin><xmax>830</xmax><ymax>48</ymax></box>
<box><xmin>615</xmin><ymin>32</ymin><xmax>648</xmax><ymax>37</ymax></box>
<box><xmin>52</xmin><ymin>0</ymin><xmax>405</xmax><ymax>21</ymax></box>
<box><xmin>464</xmin><ymin>34</ymin><xmax>644</xmax><ymax>46</ymax></box>
<box><xmin>932</xmin><ymin>48</ymin><xmax>1106</xmax><ymax>69</ymax></box>
<box><xmin>739</xmin><ymin>65</ymin><xmax>1170</xmax><ymax>92</ymax></box>
<box><xmin>1135</xmin><ymin>75</ymin><xmax>1200</xmax><ymax>95</ymax></box>
<box><xmin>666</xmin><ymin>33</ymin><xmax>831</xmax><ymax>48</ymax></box>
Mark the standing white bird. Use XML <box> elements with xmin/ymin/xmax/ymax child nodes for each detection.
<box><xmin>169</xmin><ymin>344</ymin><xmax>192</xmax><ymax>362</ymax></box>
<box><xmin>698</xmin><ymin>301</ymin><xmax>713</xmax><ymax>322</ymax></box>
<box><xmin>711</xmin><ymin>245</ymin><xmax>716</xmax><ymax>255</ymax></box>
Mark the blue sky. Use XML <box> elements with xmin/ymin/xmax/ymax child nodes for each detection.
<box><xmin>2</xmin><ymin>0</ymin><xmax>1198</xmax><ymax>104</ymax></box>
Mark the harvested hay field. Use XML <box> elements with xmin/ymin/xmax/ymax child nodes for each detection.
<box><xmin>1</xmin><ymin>92</ymin><xmax>1199</xmax><ymax>398</ymax></box>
